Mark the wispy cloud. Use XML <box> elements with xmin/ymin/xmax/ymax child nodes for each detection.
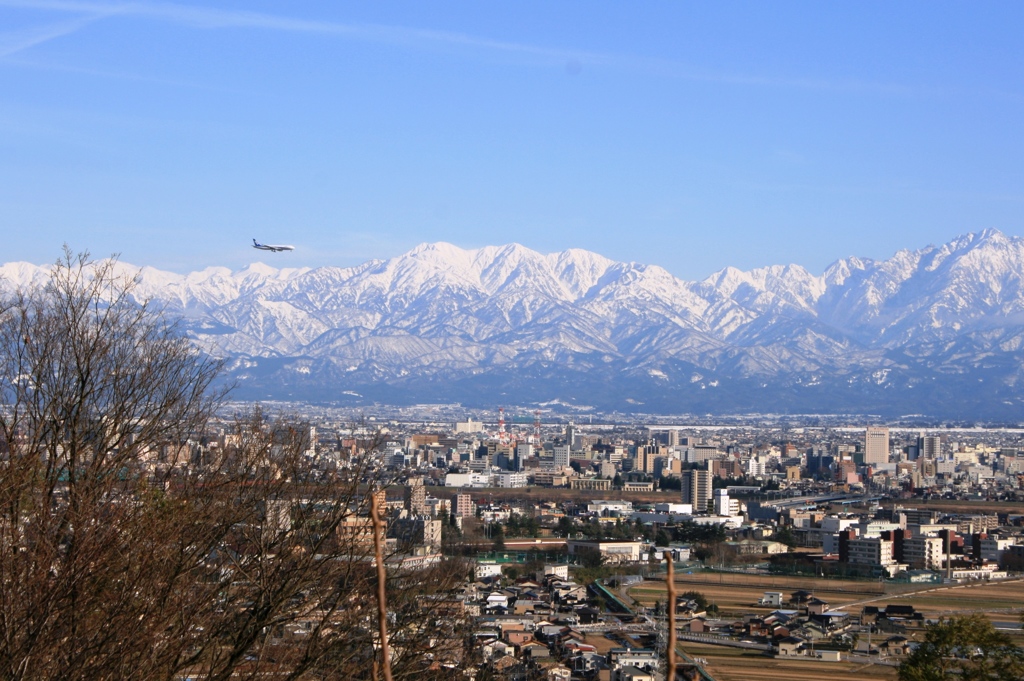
<box><xmin>0</xmin><ymin>13</ymin><xmax>99</xmax><ymax>58</ymax></box>
<box><xmin>3</xmin><ymin>54</ymin><xmax>251</xmax><ymax>93</ymax></box>
<box><xmin>0</xmin><ymin>0</ymin><xmax>579</xmax><ymax>60</ymax></box>
<box><xmin>0</xmin><ymin>0</ymin><xmax>1008</xmax><ymax>100</ymax></box>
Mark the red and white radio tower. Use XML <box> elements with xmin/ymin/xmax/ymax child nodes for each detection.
<box><xmin>533</xmin><ymin>410</ymin><xmax>542</xmax><ymax>444</ymax></box>
<box><xmin>497</xmin><ymin>407</ymin><xmax>510</xmax><ymax>445</ymax></box>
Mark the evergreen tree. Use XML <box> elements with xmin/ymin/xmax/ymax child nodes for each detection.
<box><xmin>899</xmin><ymin>614</ymin><xmax>1024</xmax><ymax>681</ymax></box>
<box><xmin>491</xmin><ymin>523</ymin><xmax>506</xmax><ymax>551</ymax></box>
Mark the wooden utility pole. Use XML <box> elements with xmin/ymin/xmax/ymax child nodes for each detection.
<box><xmin>666</xmin><ymin>554</ymin><xmax>676</xmax><ymax>681</ymax></box>
<box><xmin>370</xmin><ymin>491</ymin><xmax>394</xmax><ymax>681</ymax></box>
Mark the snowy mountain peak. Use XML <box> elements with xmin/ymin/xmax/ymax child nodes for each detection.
<box><xmin>4</xmin><ymin>231</ymin><xmax>1024</xmax><ymax>417</ymax></box>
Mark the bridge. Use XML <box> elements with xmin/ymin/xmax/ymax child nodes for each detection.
<box><xmin>766</xmin><ymin>493</ymin><xmax>885</xmax><ymax>510</ymax></box>
<box><xmin>590</xmin><ymin>580</ymin><xmax>634</xmax><ymax>615</ymax></box>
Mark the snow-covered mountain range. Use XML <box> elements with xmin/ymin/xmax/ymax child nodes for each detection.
<box><xmin>5</xmin><ymin>229</ymin><xmax>1024</xmax><ymax>418</ymax></box>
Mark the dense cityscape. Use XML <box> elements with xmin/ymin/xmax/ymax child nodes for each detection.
<box><xmin>203</xmin><ymin>403</ymin><xmax>1024</xmax><ymax>680</ymax></box>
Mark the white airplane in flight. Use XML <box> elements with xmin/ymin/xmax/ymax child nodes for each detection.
<box><xmin>252</xmin><ymin>238</ymin><xmax>295</xmax><ymax>252</ymax></box>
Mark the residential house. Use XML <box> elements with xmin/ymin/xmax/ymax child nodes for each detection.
<box><xmin>776</xmin><ymin>636</ymin><xmax>806</xmax><ymax>656</ymax></box>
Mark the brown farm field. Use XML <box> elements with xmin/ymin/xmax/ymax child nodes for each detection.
<box><xmin>631</xmin><ymin>574</ymin><xmax>1024</xmax><ymax>681</ymax></box>
<box><xmin>631</xmin><ymin>573</ymin><xmax>1024</xmax><ymax>618</ymax></box>
<box><xmin>659</xmin><ymin>571</ymin><xmax>886</xmax><ymax>593</ymax></box>
<box><xmin>872</xmin><ymin>579</ymin><xmax>1024</xmax><ymax>624</ymax></box>
<box><xmin>630</xmin><ymin>571</ymin><xmax>889</xmax><ymax>617</ymax></box>
<box><xmin>679</xmin><ymin>643</ymin><xmax>899</xmax><ymax>681</ymax></box>
<box><xmin>881</xmin><ymin>498</ymin><xmax>1024</xmax><ymax>515</ymax></box>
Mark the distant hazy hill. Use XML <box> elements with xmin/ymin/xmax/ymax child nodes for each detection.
<box><xmin>5</xmin><ymin>229</ymin><xmax>1024</xmax><ymax>419</ymax></box>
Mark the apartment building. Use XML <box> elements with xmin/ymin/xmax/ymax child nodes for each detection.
<box><xmin>681</xmin><ymin>468</ymin><xmax>712</xmax><ymax>512</ymax></box>
<box><xmin>901</xmin><ymin>536</ymin><xmax>945</xmax><ymax>570</ymax></box>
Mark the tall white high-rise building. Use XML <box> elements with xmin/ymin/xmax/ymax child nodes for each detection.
<box><xmin>713</xmin><ymin>488</ymin><xmax>739</xmax><ymax>516</ymax></box>
<box><xmin>919</xmin><ymin>435</ymin><xmax>942</xmax><ymax>460</ymax></box>
<box><xmin>864</xmin><ymin>426</ymin><xmax>890</xmax><ymax>465</ymax></box>
<box><xmin>514</xmin><ymin>443</ymin><xmax>533</xmax><ymax>471</ymax></box>
<box><xmin>565</xmin><ymin>423</ymin><xmax>578</xmax><ymax>450</ymax></box>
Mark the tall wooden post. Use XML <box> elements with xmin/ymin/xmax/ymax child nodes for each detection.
<box><xmin>666</xmin><ymin>553</ymin><xmax>677</xmax><ymax>681</ymax></box>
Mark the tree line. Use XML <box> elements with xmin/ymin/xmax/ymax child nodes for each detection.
<box><xmin>0</xmin><ymin>251</ymin><xmax>475</xmax><ymax>680</ymax></box>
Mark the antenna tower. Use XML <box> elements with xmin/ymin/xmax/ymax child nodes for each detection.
<box><xmin>497</xmin><ymin>407</ymin><xmax>509</xmax><ymax>446</ymax></box>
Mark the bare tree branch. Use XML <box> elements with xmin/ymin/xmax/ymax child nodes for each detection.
<box><xmin>0</xmin><ymin>250</ymin><xmax>473</xmax><ymax>681</ymax></box>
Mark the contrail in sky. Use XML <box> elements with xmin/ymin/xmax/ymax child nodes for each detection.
<box><xmin>0</xmin><ymin>13</ymin><xmax>100</xmax><ymax>57</ymax></box>
<box><xmin>0</xmin><ymin>0</ymin><xmax>995</xmax><ymax>99</ymax></box>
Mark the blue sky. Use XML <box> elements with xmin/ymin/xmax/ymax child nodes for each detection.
<box><xmin>1</xmin><ymin>1</ymin><xmax>1023</xmax><ymax>278</ymax></box>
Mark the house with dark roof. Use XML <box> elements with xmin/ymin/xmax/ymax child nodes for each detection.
<box><xmin>882</xmin><ymin>604</ymin><xmax>919</xmax><ymax>619</ymax></box>
<box><xmin>790</xmin><ymin>589</ymin><xmax>814</xmax><ymax>605</ymax></box>
<box><xmin>775</xmin><ymin>636</ymin><xmax>807</xmax><ymax>656</ymax></box>
<box><xmin>806</xmin><ymin>597</ymin><xmax>830</xmax><ymax>615</ymax></box>
<box><xmin>880</xmin><ymin>635</ymin><xmax>911</xmax><ymax>657</ymax></box>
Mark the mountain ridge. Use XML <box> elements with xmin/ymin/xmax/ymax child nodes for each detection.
<box><xmin>3</xmin><ymin>230</ymin><xmax>1024</xmax><ymax>418</ymax></box>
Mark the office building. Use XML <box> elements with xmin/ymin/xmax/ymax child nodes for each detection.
<box><xmin>514</xmin><ymin>442</ymin><xmax>532</xmax><ymax>471</ymax></box>
<box><xmin>635</xmin><ymin>441</ymin><xmax>662</xmax><ymax>474</ymax></box>
<box><xmin>552</xmin><ymin>445</ymin><xmax>570</xmax><ymax>469</ymax></box>
<box><xmin>864</xmin><ymin>427</ymin><xmax>890</xmax><ymax>465</ymax></box>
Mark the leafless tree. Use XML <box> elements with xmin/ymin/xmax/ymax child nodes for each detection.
<box><xmin>0</xmin><ymin>250</ymin><xmax>473</xmax><ymax>680</ymax></box>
